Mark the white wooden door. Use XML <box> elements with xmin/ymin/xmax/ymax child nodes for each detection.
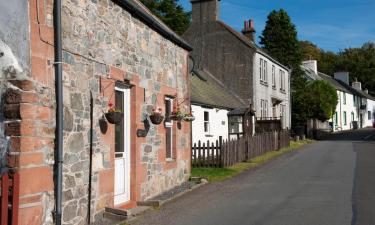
<box><xmin>114</xmin><ymin>87</ymin><xmax>131</xmax><ymax>205</ymax></box>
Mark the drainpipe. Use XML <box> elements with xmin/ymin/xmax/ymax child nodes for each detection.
<box><xmin>53</xmin><ymin>0</ymin><xmax>63</xmax><ymax>224</ymax></box>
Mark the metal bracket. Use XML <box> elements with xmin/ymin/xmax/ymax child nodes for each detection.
<box><xmin>137</xmin><ymin>119</ymin><xmax>150</xmax><ymax>137</ymax></box>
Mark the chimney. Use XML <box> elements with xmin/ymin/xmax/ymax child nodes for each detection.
<box><xmin>242</xmin><ymin>19</ymin><xmax>256</xmax><ymax>42</ymax></box>
<box><xmin>302</xmin><ymin>60</ymin><xmax>318</xmax><ymax>75</ymax></box>
<box><xmin>364</xmin><ymin>89</ymin><xmax>369</xmax><ymax>94</ymax></box>
<box><xmin>334</xmin><ymin>72</ymin><xmax>350</xmax><ymax>85</ymax></box>
<box><xmin>191</xmin><ymin>0</ymin><xmax>220</xmax><ymax>23</ymax></box>
<box><xmin>352</xmin><ymin>77</ymin><xmax>362</xmax><ymax>91</ymax></box>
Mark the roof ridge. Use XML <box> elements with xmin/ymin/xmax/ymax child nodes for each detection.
<box><xmin>216</xmin><ymin>20</ymin><xmax>289</xmax><ymax>70</ymax></box>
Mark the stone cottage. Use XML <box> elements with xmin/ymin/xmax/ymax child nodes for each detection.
<box><xmin>183</xmin><ymin>0</ymin><xmax>291</xmax><ymax>130</ymax></box>
<box><xmin>1</xmin><ymin>0</ymin><xmax>192</xmax><ymax>224</ymax></box>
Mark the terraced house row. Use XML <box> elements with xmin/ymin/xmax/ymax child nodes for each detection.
<box><xmin>302</xmin><ymin>60</ymin><xmax>375</xmax><ymax>133</ymax></box>
<box><xmin>4</xmin><ymin>0</ymin><xmax>373</xmax><ymax>225</ymax></box>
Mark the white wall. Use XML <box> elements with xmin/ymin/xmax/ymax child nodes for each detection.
<box><xmin>253</xmin><ymin>52</ymin><xmax>291</xmax><ymax>129</ymax></box>
<box><xmin>331</xmin><ymin>90</ymin><xmax>360</xmax><ymax>131</ymax></box>
<box><xmin>191</xmin><ymin>105</ymin><xmax>229</xmax><ymax>145</ymax></box>
<box><xmin>363</xmin><ymin>99</ymin><xmax>375</xmax><ymax>127</ymax></box>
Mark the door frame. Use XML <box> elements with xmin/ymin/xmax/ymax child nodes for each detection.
<box><xmin>114</xmin><ymin>86</ymin><xmax>131</xmax><ymax>205</ymax></box>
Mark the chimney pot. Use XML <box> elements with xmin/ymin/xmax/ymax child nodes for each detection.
<box><xmin>242</xmin><ymin>18</ymin><xmax>256</xmax><ymax>42</ymax></box>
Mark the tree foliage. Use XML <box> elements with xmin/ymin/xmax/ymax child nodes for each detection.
<box><xmin>300</xmin><ymin>41</ymin><xmax>375</xmax><ymax>95</ymax></box>
<box><xmin>260</xmin><ymin>9</ymin><xmax>302</xmax><ymax>69</ymax></box>
<box><xmin>336</xmin><ymin>42</ymin><xmax>375</xmax><ymax>95</ymax></box>
<box><xmin>140</xmin><ymin>0</ymin><xmax>191</xmax><ymax>35</ymax></box>
<box><xmin>293</xmin><ymin>80</ymin><xmax>338</xmax><ymax>125</ymax></box>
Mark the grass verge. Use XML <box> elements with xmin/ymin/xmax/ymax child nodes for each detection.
<box><xmin>191</xmin><ymin>139</ymin><xmax>315</xmax><ymax>182</ymax></box>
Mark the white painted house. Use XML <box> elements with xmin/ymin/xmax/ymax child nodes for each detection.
<box><xmin>302</xmin><ymin>60</ymin><xmax>375</xmax><ymax>132</ymax></box>
<box><xmin>190</xmin><ymin>68</ymin><xmax>247</xmax><ymax>145</ymax></box>
<box><xmin>253</xmin><ymin>51</ymin><xmax>291</xmax><ymax>130</ymax></box>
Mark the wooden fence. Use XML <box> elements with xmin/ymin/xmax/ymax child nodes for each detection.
<box><xmin>192</xmin><ymin>130</ymin><xmax>290</xmax><ymax>168</ymax></box>
<box><xmin>0</xmin><ymin>170</ymin><xmax>19</xmax><ymax>225</ymax></box>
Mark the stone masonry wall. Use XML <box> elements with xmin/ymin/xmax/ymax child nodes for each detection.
<box><xmin>60</xmin><ymin>0</ymin><xmax>191</xmax><ymax>224</ymax></box>
<box><xmin>1</xmin><ymin>0</ymin><xmax>190</xmax><ymax>224</ymax></box>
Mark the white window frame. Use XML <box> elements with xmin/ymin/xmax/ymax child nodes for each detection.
<box><xmin>204</xmin><ymin>111</ymin><xmax>210</xmax><ymax>133</ymax></box>
<box><xmin>263</xmin><ymin>60</ymin><xmax>268</xmax><ymax>83</ymax></box>
<box><xmin>272</xmin><ymin>65</ymin><xmax>276</xmax><ymax>88</ymax></box>
<box><xmin>259</xmin><ymin>59</ymin><xmax>262</xmax><ymax>80</ymax></box>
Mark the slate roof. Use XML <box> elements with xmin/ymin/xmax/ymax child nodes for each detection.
<box><xmin>191</xmin><ymin>69</ymin><xmax>247</xmax><ymax>109</ymax></box>
<box><xmin>316</xmin><ymin>73</ymin><xmax>375</xmax><ymax>100</ymax></box>
<box><xmin>317</xmin><ymin>72</ymin><xmax>351</xmax><ymax>93</ymax></box>
<box><xmin>216</xmin><ymin>21</ymin><xmax>290</xmax><ymax>71</ymax></box>
<box><xmin>300</xmin><ymin>65</ymin><xmax>322</xmax><ymax>81</ymax></box>
<box><xmin>117</xmin><ymin>0</ymin><xmax>192</xmax><ymax>50</ymax></box>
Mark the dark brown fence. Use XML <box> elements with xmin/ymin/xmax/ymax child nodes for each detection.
<box><xmin>192</xmin><ymin>130</ymin><xmax>290</xmax><ymax>168</ymax></box>
<box><xmin>0</xmin><ymin>170</ymin><xmax>19</xmax><ymax>225</ymax></box>
<box><xmin>256</xmin><ymin>118</ymin><xmax>282</xmax><ymax>133</ymax></box>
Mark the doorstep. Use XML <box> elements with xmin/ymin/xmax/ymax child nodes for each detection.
<box><xmin>137</xmin><ymin>178</ymin><xmax>207</xmax><ymax>208</ymax></box>
<box><xmin>115</xmin><ymin>178</ymin><xmax>207</xmax><ymax>223</ymax></box>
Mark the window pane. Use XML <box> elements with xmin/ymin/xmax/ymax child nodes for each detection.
<box><xmin>166</xmin><ymin>127</ymin><xmax>172</xmax><ymax>158</ymax></box>
<box><xmin>204</xmin><ymin>111</ymin><xmax>209</xmax><ymax>121</ymax></box>
<box><xmin>115</xmin><ymin>90</ymin><xmax>124</xmax><ymax>154</ymax></box>
<box><xmin>165</xmin><ymin>98</ymin><xmax>171</xmax><ymax>123</ymax></box>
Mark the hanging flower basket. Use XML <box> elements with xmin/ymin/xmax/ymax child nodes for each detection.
<box><xmin>150</xmin><ymin>114</ymin><xmax>164</xmax><ymax>125</ymax></box>
<box><xmin>170</xmin><ymin>107</ymin><xmax>185</xmax><ymax>121</ymax></box>
<box><xmin>183</xmin><ymin>112</ymin><xmax>195</xmax><ymax>122</ymax></box>
<box><xmin>183</xmin><ymin>115</ymin><xmax>195</xmax><ymax>122</ymax></box>
<box><xmin>105</xmin><ymin>112</ymin><xmax>123</xmax><ymax>124</ymax></box>
<box><xmin>149</xmin><ymin>108</ymin><xmax>164</xmax><ymax>125</ymax></box>
<box><xmin>170</xmin><ymin>114</ymin><xmax>184</xmax><ymax>121</ymax></box>
<box><xmin>105</xmin><ymin>102</ymin><xmax>123</xmax><ymax>124</ymax></box>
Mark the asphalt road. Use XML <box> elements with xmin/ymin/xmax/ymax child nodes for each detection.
<box><xmin>130</xmin><ymin>128</ymin><xmax>375</xmax><ymax>225</ymax></box>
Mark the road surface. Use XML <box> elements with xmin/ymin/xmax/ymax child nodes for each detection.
<box><xmin>130</xmin><ymin>128</ymin><xmax>375</xmax><ymax>225</ymax></box>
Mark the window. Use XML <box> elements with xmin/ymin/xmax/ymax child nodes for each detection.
<box><xmin>263</xmin><ymin>60</ymin><xmax>268</xmax><ymax>83</ymax></box>
<box><xmin>351</xmin><ymin>112</ymin><xmax>355</xmax><ymax>122</ymax></box>
<box><xmin>272</xmin><ymin>65</ymin><xmax>276</xmax><ymax>88</ymax></box>
<box><xmin>260</xmin><ymin>99</ymin><xmax>268</xmax><ymax>118</ymax></box>
<box><xmin>343</xmin><ymin>93</ymin><xmax>346</xmax><ymax>105</ymax></box>
<box><xmin>369</xmin><ymin>111</ymin><xmax>372</xmax><ymax>120</ymax></box>
<box><xmin>343</xmin><ymin>111</ymin><xmax>347</xmax><ymax>125</ymax></box>
<box><xmin>204</xmin><ymin>111</ymin><xmax>210</xmax><ymax>133</ymax></box>
<box><xmin>165</xmin><ymin>97</ymin><xmax>173</xmax><ymax>159</ymax></box>
<box><xmin>229</xmin><ymin>116</ymin><xmax>243</xmax><ymax>134</ymax></box>
<box><xmin>115</xmin><ymin>90</ymin><xmax>124</xmax><ymax>156</ymax></box>
<box><xmin>259</xmin><ymin>58</ymin><xmax>263</xmax><ymax>80</ymax></box>
<box><xmin>279</xmin><ymin>70</ymin><xmax>285</xmax><ymax>91</ymax></box>
<box><xmin>335</xmin><ymin>112</ymin><xmax>338</xmax><ymax>124</ymax></box>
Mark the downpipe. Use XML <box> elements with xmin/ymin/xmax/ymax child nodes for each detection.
<box><xmin>53</xmin><ymin>0</ymin><xmax>63</xmax><ymax>224</ymax></box>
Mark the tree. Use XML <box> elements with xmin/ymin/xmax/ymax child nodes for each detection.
<box><xmin>260</xmin><ymin>9</ymin><xmax>302</xmax><ymax>70</ymax></box>
<box><xmin>140</xmin><ymin>0</ymin><xmax>191</xmax><ymax>35</ymax></box>
<box><xmin>300</xmin><ymin>40</ymin><xmax>321</xmax><ymax>61</ymax></box>
<box><xmin>292</xmin><ymin>80</ymin><xmax>338</xmax><ymax>125</ymax></box>
<box><xmin>306</xmin><ymin>80</ymin><xmax>338</xmax><ymax>121</ymax></box>
<box><xmin>299</xmin><ymin>40</ymin><xmax>340</xmax><ymax>76</ymax></box>
<box><xmin>336</xmin><ymin>42</ymin><xmax>375</xmax><ymax>95</ymax></box>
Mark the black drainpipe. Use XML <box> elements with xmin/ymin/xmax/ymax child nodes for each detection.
<box><xmin>87</xmin><ymin>91</ymin><xmax>94</xmax><ymax>224</ymax></box>
<box><xmin>53</xmin><ymin>0</ymin><xmax>63</xmax><ymax>224</ymax></box>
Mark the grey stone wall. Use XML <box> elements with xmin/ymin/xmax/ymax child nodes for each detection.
<box><xmin>60</xmin><ymin>0</ymin><xmax>190</xmax><ymax>224</ymax></box>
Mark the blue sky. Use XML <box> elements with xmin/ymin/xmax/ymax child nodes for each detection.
<box><xmin>179</xmin><ymin>0</ymin><xmax>375</xmax><ymax>52</ymax></box>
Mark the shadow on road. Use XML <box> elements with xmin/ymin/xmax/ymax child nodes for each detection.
<box><xmin>323</xmin><ymin>128</ymin><xmax>375</xmax><ymax>141</ymax></box>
